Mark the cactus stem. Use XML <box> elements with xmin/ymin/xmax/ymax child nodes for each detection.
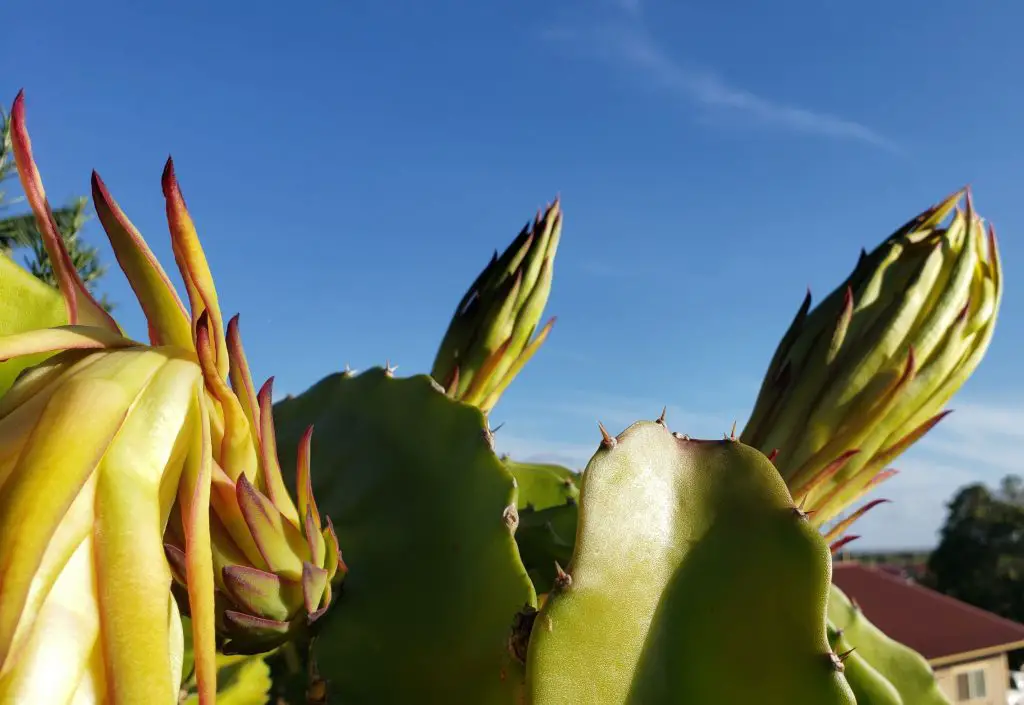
<box><xmin>598</xmin><ymin>422</ymin><xmax>616</xmax><ymax>449</ymax></box>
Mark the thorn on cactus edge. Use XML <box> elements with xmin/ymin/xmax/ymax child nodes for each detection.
<box><xmin>729</xmin><ymin>420</ymin><xmax>737</xmax><ymax>440</ymax></box>
<box><xmin>827</xmin><ymin>649</ymin><xmax>854</xmax><ymax>672</ymax></box>
<box><xmin>767</xmin><ymin>449</ymin><xmax>779</xmax><ymax>464</ymax></box>
<box><xmin>792</xmin><ymin>496</ymin><xmax>815</xmax><ymax>521</ymax></box>
<box><xmin>656</xmin><ymin>406</ymin><xmax>667</xmax><ymax>426</ymax></box>
<box><xmin>673</xmin><ymin>432</ymin><xmax>690</xmax><ymax>441</ymax></box>
<box><xmin>553</xmin><ymin>562</ymin><xmax>573</xmax><ymax>591</ymax></box>
<box><xmin>482</xmin><ymin>427</ymin><xmax>495</xmax><ymax>451</ymax></box>
<box><xmin>598</xmin><ymin>422</ymin><xmax>616</xmax><ymax>449</ymax></box>
<box><xmin>342</xmin><ymin>363</ymin><xmax>356</xmax><ymax>377</ymax></box>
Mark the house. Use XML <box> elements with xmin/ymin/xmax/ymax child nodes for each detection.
<box><xmin>833</xmin><ymin>562</ymin><xmax>1024</xmax><ymax>704</ymax></box>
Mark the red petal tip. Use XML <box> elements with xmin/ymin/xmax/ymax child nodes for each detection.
<box><xmin>830</xmin><ymin>535</ymin><xmax>860</xmax><ymax>554</ymax></box>
<box><xmin>161</xmin><ymin>156</ymin><xmax>179</xmax><ymax>197</ymax></box>
<box><xmin>257</xmin><ymin>376</ymin><xmax>275</xmax><ymax>401</ymax></box>
<box><xmin>11</xmin><ymin>90</ymin><xmax>25</xmax><ymax>118</ymax></box>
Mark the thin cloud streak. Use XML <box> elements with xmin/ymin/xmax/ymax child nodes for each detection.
<box><xmin>541</xmin><ymin>23</ymin><xmax>898</xmax><ymax>152</ymax></box>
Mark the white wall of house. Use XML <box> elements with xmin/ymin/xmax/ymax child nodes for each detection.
<box><xmin>934</xmin><ymin>653</ymin><xmax>1010</xmax><ymax>705</ymax></box>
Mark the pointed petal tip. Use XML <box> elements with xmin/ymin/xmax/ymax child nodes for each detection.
<box><xmin>161</xmin><ymin>156</ymin><xmax>181</xmax><ymax>199</ymax></box>
<box><xmin>11</xmin><ymin>89</ymin><xmax>25</xmax><ymax>117</ymax></box>
<box><xmin>258</xmin><ymin>376</ymin><xmax>275</xmax><ymax>398</ymax></box>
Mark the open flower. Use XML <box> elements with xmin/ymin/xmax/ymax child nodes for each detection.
<box><xmin>0</xmin><ymin>91</ymin><xmax>343</xmax><ymax>703</ymax></box>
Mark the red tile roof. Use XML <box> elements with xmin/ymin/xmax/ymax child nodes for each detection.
<box><xmin>832</xmin><ymin>562</ymin><xmax>1024</xmax><ymax>662</ymax></box>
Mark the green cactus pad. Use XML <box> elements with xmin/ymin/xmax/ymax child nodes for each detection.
<box><xmin>525</xmin><ymin>421</ymin><xmax>855</xmax><ymax>705</ymax></box>
<box><xmin>0</xmin><ymin>253</ymin><xmax>68</xmax><ymax>398</ymax></box>
<box><xmin>515</xmin><ymin>502</ymin><xmax>577</xmax><ymax>595</ymax></box>
<box><xmin>828</xmin><ymin>623</ymin><xmax>904</xmax><ymax>704</ymax></box>
<box><xmin>504</xmin><ymin>457</ymin><xmax>580</xmax><ymax>511</ymax></box>
<box><xmin>272</xmin><ymin>368</ymin><xmax>537</xmax><ymax>703</ymax></box>
<box><xmin>829</xmin><ymin>584</ymin><xmax>951</xmax><ymax>704</ymax></box>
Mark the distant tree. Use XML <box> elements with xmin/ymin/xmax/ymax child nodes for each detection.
<box><xmin>0</xmin><ymin>107</ymin><xmax>113</xmax><ymax>311</ymax></box>
<box><xmin>925</xmin><ymin>475</ymin><xmax>1024</xmax><ymax>624</ymax></box>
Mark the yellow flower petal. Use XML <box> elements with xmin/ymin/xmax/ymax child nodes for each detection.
<box><xmin>0</xmin><ymin>535</ymin><xmax>99</xmax><ymax>704</ymax></box>
<box><xmin>92</xmin><ymin>356</ymin><xmax>199</xmax><ymax>702</ymax></box>
<box><xmin>0</xmin><ymin>325</ymin><xmax>136</xmax><ymax>365</ymax></box>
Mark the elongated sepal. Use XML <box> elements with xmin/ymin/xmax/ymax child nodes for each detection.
<box><xmin>302</xmin><ymin>562</ymin><xmax>329</xmax><ymax>614</ymax></box>
<box><xmin>256</xmin><ymin>378</ymin><xmax>300</xmax><ymax>524</ymax></box>
<box><xmin>823</xmin><ymin>499</ymin><xmax>891</xmax><ymax>544</ymax></box>
<box><xmin>236</xmin><ymin>473</ymin><xmax>305</xmax><ymax>581</ymax></box>
<box><xmin>0</xmin><ymin>325</ymin><xmax>136</xmax><ymax>362</ymax></box>
<box><xmin>90</xmin><ymin>170</ymin><xmax>192</xmax><ymax>349</ymax></box>
<box><xmin>430</xmin><ymin>199</ymin><xmax>561</xmax><ymax>414</ymax></box>
<box><xmin>222</xmin><ymin>565</ymin><xmax>301</xmax><ymax>623</ymax></box>
<box><xmin>221</xmin><ymin>611</ymin><xmax>292</xmax><ymax>655</ymax></box>
<box><xmin>9</xmin><ymin>91</ymin><xmax>120</xmax><ymax>332</ymax></box>
<box><xmin>740</xmin><ymin>186</ymin><xmax>1002</xmax><ymax>527</ymax></box>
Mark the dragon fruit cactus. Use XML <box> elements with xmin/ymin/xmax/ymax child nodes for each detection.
<box><xmin>0</xmin><ymin>91</ymin><xmax>341</xmax><ymax>704</ymax></box>
<box><xmin>740</xmin><ymin>188</ymin><xmax>1002</xmax><ymax>549</ymax></box>
<box><xmin>430</xmin><ymin>199</ymin><xmax>561</xmax><ymax>414</ymax></box>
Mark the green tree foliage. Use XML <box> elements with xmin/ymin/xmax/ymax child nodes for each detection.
<box><xmin>0</xmin><ymin>108</ymin><xmax>112</xmax><ymax>310</ymax></box>
<box><xmin>925</xmin><ymin>475</ymin><xmax>1024</xmax><ymax>623</ymax></box>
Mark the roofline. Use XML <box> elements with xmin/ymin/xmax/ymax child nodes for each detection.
<box><xmin>833</xmin><ymin>563</ymin><xmax>1024</xmax><ymax>641</ymax></box>
<box><xmin>929</xmin><ymin>640</ymin><xmax>1024</xmax><ymax>668</ymax></box>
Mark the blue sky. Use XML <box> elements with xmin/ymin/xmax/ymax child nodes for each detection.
<box><xmin>7</xmin><ymin>0</ymin><xmax>1024</xmax><ymax>549</ymax></box>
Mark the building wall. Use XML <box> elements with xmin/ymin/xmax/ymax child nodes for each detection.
<box><xmin>934</xmin><ymin>653</ymin><xmax>1009</xmax><ymax>704</ymax></box>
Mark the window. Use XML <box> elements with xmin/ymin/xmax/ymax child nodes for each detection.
<box><xmin>956</xmin><ymin>668</ymin><xmax>987</xmax><ymax>701</ymax></box>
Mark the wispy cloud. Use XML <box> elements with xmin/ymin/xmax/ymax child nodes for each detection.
<box><xmin>834</xmin><ymin>400</ymin><xmax>1024</xmax><ymax>550</ymax></box>
<box><xmin>540</xmin><ymin>20</ymin><xmax>897</xmax><ymax>151</ymax></box>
